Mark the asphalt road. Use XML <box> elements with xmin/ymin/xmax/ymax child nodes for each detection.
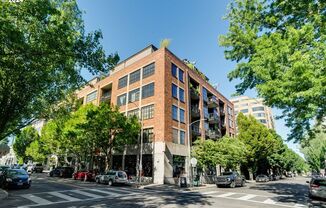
<box><xmin>1</xmin><ymin>173</ymin><xmax>325</xmax><ymax>208</ymax></box>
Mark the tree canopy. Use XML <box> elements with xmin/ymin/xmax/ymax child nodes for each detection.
<box><xmin>0</xmin><ymin>0</ymin><xmax>119</xmax><ymax>141</ymax></box>
<box><xmin>220</xmin><ymin>0</ymin><xmax>326</xmax><ymax>142</ymax></box>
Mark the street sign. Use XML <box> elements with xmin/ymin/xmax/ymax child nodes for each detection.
<box><xmin>190</xmin><ymin>158</ymin><xmax>197</xmax><ymax>167</ymax></box>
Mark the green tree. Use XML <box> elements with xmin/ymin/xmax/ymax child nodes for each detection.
<box><xmin>81</xmin><ymin>103</ymin><xmax>140</xmax><ymax>171</ymax></box>
<box><xmin>0</xmin><ymin>0</ymin><xmax>119</xmax><ymax>141</ymax></box>
<box><xmin>220</xmin><ymin>0</ymin><xmax>326</xmax><ymax>142</ymax></box>
<box><xmin>301</xmin><ymin>126</ymin><xmax>326</xmax><ymax>173</ymax></box>
<box><xmin>237</xmin><ymin>113</ymin><xmax>283</xmax><ymax>175</ymax></box>
<box><xmin>25</xmin><ymin>140</ymin><xmax>46</xmax><ymax>163</ymax></box>
<box><xmin>13</xmin><ymin>126</ymin><xmax>39</xmax><ymax>163</ymax></box>
<box><xmin>192</xmin><ymin>136</ymin><xmax>247</xmax><ymax>170</ymax></box>
<box><xmin>160</xmin><ymin>38</ymin><xmax>171</xmax><ymax>48</ymax></box>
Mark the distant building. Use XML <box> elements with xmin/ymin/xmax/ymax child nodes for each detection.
<box><xmin>0</xmin><ymin>146</ymin><xmax>17</xmax><ymax>166</ymax></box>
<box><xmin>230</xmin><ymin>96</ymin><xmax>274</xmax><ymax>129</ymax></box>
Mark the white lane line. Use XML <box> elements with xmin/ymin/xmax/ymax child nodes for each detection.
<box><xmin>89</xmin><ymin>189</ymin><xmax>121</xmax><ymax>196</ymax></box>
<box><xmin>70</xmin><ymin>190</ymin><xmax>101</xmax><ymax>198</ymax></box>
<box><xmin>215</xmin><ymin>192</ymin><xmax>236</xmax><ymax>197</ymax></box>
<box><xmin>21</xmin><ymin>194</ymin><xmax>52</xmax><ymax>205</ymax></box>
<box><xmin>238</xmin><ymin>194</ymin><xmax>257</xmax><ymax>200</ymax></box>
<box><xmin>263</xmin><ymin>198</ymin><xmax>277</xmax><ymax>204</ymax></box>
<box><xmin>48</xmin><ymin>192</ymin><xmax>80</xmax><ymax>201</ymax></box>
<box><xmin>201</xmin><ymin>191</ymin><xmax>219</xmax><ymax>195</ymax></box>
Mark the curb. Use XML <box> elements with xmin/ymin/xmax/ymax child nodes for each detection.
<box><xmin>0</xmin><ymin>188</ymin><xmax>8</xmax><ymax>200</ymax></box>
<box><xmin>185</xmin><ymin>184</ymin><xmax>216</xmax><ymax>191</ymax></box>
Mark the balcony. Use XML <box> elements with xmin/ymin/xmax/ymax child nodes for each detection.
<box><xmin>191</xmin><ymin>125</ymin><xmax>201</xmax><ymax>137</ymax></box>
<box><xmin>206</xmin><ymin>129</ymin><xmax>221</xmax><ymax>139</ymax></box>
<box><xmin>208</xmin><ymin>96</ymin><xmax>218</xmax><ymax>108</ymax></box>
<box><xmin>190</xmin><ymin>88</ymin><xmax>200</xmax><ymax>100</ymax></box>
<box><xmin>208</xmin><ymin>113</ymin><xmax>219</xmax><ymax>124</ymax></box>
<box><xmin>100</xmin><ymin>92</ymin><xmax>111</xmax><ymax>103</ymax></box>
<box><xmin>219</xmin><ymin>108</ymin><xmax>225</xmax><ymax>116</ymax></box>
<box><xmin>191</xmin><ymin>106</ymin><xmax>200</xmax><ymax>118</ymax></box>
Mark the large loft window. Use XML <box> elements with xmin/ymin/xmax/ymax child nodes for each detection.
<box><xmin>178</xmin><ymin>69</ymin><xmax>184</xmax><ymax>82</ymax></box>
<box><xmin>179</xmin><ymin>88</ymin><xmax>185</xmax><ymax>102</ymax></box>
<box><xmin>141</xmin><ymin>104</ymin><xmax>154</xmax><ymax>120</ymax></box>
<box><xmin>180</xmin><ymin>130</ymin><xmax>185</xmax><ymax>145</ymax></box>
<box><xmin>172</xmin><ymin>105</ymin><xmax>178</xmax><ymax>121</ymax></box>
<box><xmin>172</xmin><ymin>128</ymin><xmax>178</xmax><ymax>144</ymax></box>
<box><xmin>128</xmin><ymin>88</ymin><xmax>140</xmax><ymax>103</ymax></box>
<box><xmin>179</xmin><ymin>109</ymin><xmax>185</xmax><ymax>123</ymax></box>
<box><xmin>172</xmin><ymin>84</ymin><xmax>178</xmax><ymax>99</ymax></box>
<box><xmin>118</xmin><ymin>75</ymin><xmax>128</xmax><ymax>89</ymax></box>
<box><xmin>142</xmin><ymin>83</ymin><xmax>155</xmax><ymax>99</ymax></box>
<box><xmin>129</xmin><ymin>69</ymin><xmax>141</xmax><ymax>84</ymax></box>
<box><xmin>172</xmin><ymin>63</ymin><xmax>177</xmax><ymax>78</ymax></box>
<box><xmin>117</xmin><ymin>93</ymin><xmax>127</xmax><ymax>106</ymax></box>
<box><xmin>127</xmin><ymin>108</ymin><xmax>139</xmax><ymax>118</ymax></box>
<box><xmin>86</xmin><ymin>91</ymin><xmax>97</xmax><ymax>103</ymax></box>
<box><xmin>143</xmin><ymin>63</ymin><xmax>155</xmax><ymax>78</ymax></box>
<box><xmin>143</xmin><ymin>128</ymin><xmax>154</xmax><ymax>143</ymax></box>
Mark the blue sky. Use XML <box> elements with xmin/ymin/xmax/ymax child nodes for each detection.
<box><xmin>77</xmin><ymin>0</ymin><xmax>301</xmax><ymax>155</ymax></box>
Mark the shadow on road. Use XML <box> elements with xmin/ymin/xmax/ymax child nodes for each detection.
<box><xmin>249</xmin><ymin>180</ymin><xmax>326</xmax><ymax>207</ymax></box>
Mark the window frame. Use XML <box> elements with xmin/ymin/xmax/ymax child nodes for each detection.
<box><xmin>179</xmin><ymin>87</ymin><xmax>185</xmax><ymax>102</ymax></box>
<box><xmin>86</xmin><ymin>91</ymin><xmax>97</xmax><ymax>103</ymax></box>
<box><xmin>142</xmin><ymin>63</ymin><xmax>155</xmax><ymax>79</ymax></box>
<box><xmin>128</xmin><ymin>88</ymin><xmax>140</xmax><ymax>103</ymax></box>
<box><xmin>178</xmin><ymin>69</ymin><xmax>184</xmax><ymax>82</ymax></box>
<box><xmin>117</xmin><ymin>93</ymin><xmax>127</xmax><ymax>106</ymax></box>
<box><xmin>141</xmin><ymin>104</ymin><xmax>154</xmax><ymax>120</ymax></box>
<box><xmin>118</xmin><ymin>75</ymin><xmax>128</xmax><ymax>89</ymax></box>
<box><xmin>172</xmin><ymin>105</ymin><xmax>178</xmax><ymax>121</ymax></box>
<box><xmin>172</xmin><ymin>83</ymin><xmax>178</xmax><ymax>99</ymax></box>
<box><xmin>129</xmin><ymin>69</ymin><xmax>141</xmax><ymax>84</ymax></box>
<box><xmin>180</xmin><ymin>130</ymin><xmax>185</xmax><ymax>145</ymax></box>
<box><xmin>142</xmin><ymin>82</ymin><xmax>155</xmax><ymax>99</ymax></box>
<box><xmin>179</xmin><ymin>108</ymin><xmax>185</xmax><ymax>123</ymax></box>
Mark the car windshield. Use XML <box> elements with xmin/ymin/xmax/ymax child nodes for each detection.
<box><xmin>222</xmin><ymin>172</ymin><xmax>233</xmax><ymax>176</ymax></box>
<box><xmin>118</xmin><ymin>172</ymin><xmax>126</xmax><ymax>178</ymax></box>
<box><xmin>313</xmin><ymin>179</ymin><xmax>326</xmax><ymax>186</ymax></box>
<box><xmin>7</xmin><ymin>169</ymin><xmax>27</xmax><ymax>176</ymax></box>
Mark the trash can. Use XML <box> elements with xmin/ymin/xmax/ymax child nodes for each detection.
<box><xmin>193</xmin><ymin>175</ymin><xmax>200</xmax><ymax>187</ymax></box>
<box><xmin>180</xmin><ymin>177</ymin><xmax>187</xmax><ymax>188</ymax></box>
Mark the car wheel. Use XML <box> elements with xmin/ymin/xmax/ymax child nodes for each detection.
<box><xmin>230</xmin><ymin>181</ymin><xmax>236</xmax><ymax>188</ymax></box>
<box><xmin>108</xmin><ymin>180</ymin><xmax>113</xmax><ymax>186</ymax></box>
<box><xmin>240</xmin><ymin>180</ymin><xmax>244</xmax><ymax>187</ymax></box>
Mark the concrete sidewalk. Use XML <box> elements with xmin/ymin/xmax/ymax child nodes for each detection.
<box><xmin>0</xmin><ymin>188</ymin><xmax>8</xmax><ymax>200</ymax></box>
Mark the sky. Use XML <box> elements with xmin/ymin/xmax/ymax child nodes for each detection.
<box><xmin>77</xmin><ymin>0</ymin><xmax>302</xmax><ymax>156</ymax></box>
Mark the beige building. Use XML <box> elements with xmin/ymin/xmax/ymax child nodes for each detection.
<box><xmin>230</xmin><ymin>96</ymin><xmax>274</xmax><ymax>129</ymax></box>
<box><xmin>76</xmin><ymin>45</ymin><xmax>236</xmax><ymax>184</ymax></box>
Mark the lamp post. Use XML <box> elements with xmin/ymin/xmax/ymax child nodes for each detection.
<box><xmin>130</xmin><ymin>101</ymin><xmax>143</xmax><ymax>185</ymax></box>
<box><xmin>187</xmin><ymin>118</ymin><xmax>207</xmax><ymax>187</ymax></box>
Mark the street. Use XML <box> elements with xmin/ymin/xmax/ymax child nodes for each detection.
<box><xmin>1</xmin><ymin>174</ymin><xmax>325</xmax><ymax>208</ymax></box>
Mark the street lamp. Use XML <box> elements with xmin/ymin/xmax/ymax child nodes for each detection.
<box><xmin>129</xmin><ymin>101</ymin><xmax>143</xmax><ymax>185</ymax></box>
<box><xmin>187</xmin><ymin>118</ymin><xmax>207</xmax><ymax>187</ymax></box>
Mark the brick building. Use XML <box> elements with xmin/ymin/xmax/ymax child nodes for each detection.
<box><xmin>76</xmin><ymin>45</ymin><xmax>236</xmax><ymax>184</ymax></box>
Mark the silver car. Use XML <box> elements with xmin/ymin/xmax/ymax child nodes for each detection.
<box><xmin>307</xmin><ymin>177</ymin><xmax>326</xmax><ymax>199</ymax></box>
<box><xmin>96</xmin><ymin>170</ymin><xmax>128</xmax><ymax>186</ymax></box>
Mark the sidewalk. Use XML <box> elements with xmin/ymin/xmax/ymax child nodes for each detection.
<box><xmin>0</xmin><ymin>188</ymin><xmax>8</xmax><ymax>200</ymax></box>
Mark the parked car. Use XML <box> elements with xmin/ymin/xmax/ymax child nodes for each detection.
<box><xmin>215</xmin><ymin>171</ymin><xmax>245</xmax><ymax>188</ymax></box>
<box><xmin>307</xmin><ymin>177</ymin><xmax>326</xmax><ymax>199</ymax></box>
<box><xmin>95</xmin><ymin>170</ymin><xmax>128</xmax><ymax>186</ymax></box>
<box><xmin>0</xmin><ymin>166</ymin><xmax>10</xmax><ymax>175</ymax></box>
<box><xmin>73</xmin><ymin>170</ymin><xmax>98</xmax><ymax>181</ymax></box>
<box><xmin>33</xmin><ymin>164</ymin><xmax>43</xmax><ymax>173</ymax></box>
<box><xmin>0</xmin><ymin>169</ymin><xmax>31</xmax><ymax>189</ymax></box>
<box><xmin>256</xmin><ymin>174</ymin><xmax>269</xmax><ymax>182</ymax></box>
<box><xmin>49</xmin><ymin>167</ymin><xmax>74</xmax><ymax>178</ymax></box>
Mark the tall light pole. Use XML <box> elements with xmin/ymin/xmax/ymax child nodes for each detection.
<box><xmin>129</xmin><ymin>101</ymin><xmax>143</xmax><ymax>185</ymax></box>
<box><xmin>187</xmin><ymin>118</ymin><xmax>207</xmax><ymax>187</ymax></box>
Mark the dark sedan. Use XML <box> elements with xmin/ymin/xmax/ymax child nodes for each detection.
<box><xmin>1</xmin><ymin>169</ymin><xmax>31</xmax><ymax>189</ymax></box>
<box><xmin>49</xmin><ymin>167</ymin><xmax>74</xmax><ymax>178</ymax></box>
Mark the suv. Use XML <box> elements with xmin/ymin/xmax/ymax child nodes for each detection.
<box><xmin>33</xmin><ymin>164</ymin><xmax>43</xmax><ymax>173</ymax></box>
<box><xmin>96</xmin><ymin>170</ymin><xmax>128</xmax><ymax>186</ymax></box>
<box><xmin>216</xmin><ymin>171</ymin><xmax>245</xmax><ymax>188</ymax></box>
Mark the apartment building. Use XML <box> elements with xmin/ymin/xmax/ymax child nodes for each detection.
<box><xmin>77</xmin><ymin>45</ymin><xmax>236</xmax><ymax>184</ymax></box>
<box><xmin>230</xmin><ymin>96</ymin><xmax>274</xmax><ymax>129</ymax></box>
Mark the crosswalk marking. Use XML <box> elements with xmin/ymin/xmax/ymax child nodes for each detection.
<box><xmin>21</xmin><ymin>194</ymin><xmax>52</xmax><ymax>205</ymax></box>
<box><xmin>202</xmin><ymin>191</ymin><xmax>219</xmax><ymax>195</ymax></box>
<box><xmin>215</xmin><ymin>192</ymin><xmax>235</xmax><ymax>197</ymax></box>
<box><xmin>70</xmin><ymin>190</ymin><xmax>102</xmax><ymax>198</ymax></box>
<box><xmin>89</xmin><ymin>188</ymin><xmax>121</xmax><ymax>196</ymax></box>
<box><xmin>263</xmin><ymin>198</ymin><xmax>277</xmax><ymax>204</ymax></box>
<box><xmin>238</xmin><ymin>194</ymin><xmax>257</xmax><ymax>200</ymax></box>
<box><xmin>47</xmin><ymin>192</ymin><xmax>80</xmax><ymax>201</ymax></box>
